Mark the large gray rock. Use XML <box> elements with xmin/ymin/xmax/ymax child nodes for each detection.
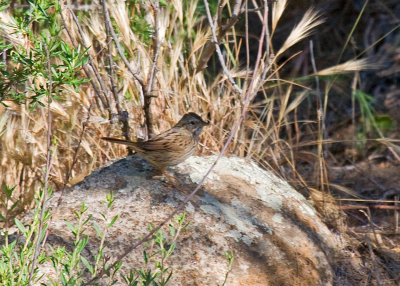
<box><xmin>41</xmin><ymin>155</ymin><xmax>347</xmax><ymax>285</ymax></box>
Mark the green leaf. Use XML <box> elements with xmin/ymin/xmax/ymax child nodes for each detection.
<box><xmin>169</xmin><ymin>224</ymin><xmax>175</xmax><ymax>237</ymax></box>
<box><xmin>80</xmin><ymin>202</ymin><xmax>87</xmax><ymax>213</ymax></box>
<box><xmin>93</xmin><ymin>221</ymin><xmax>102</xmax><ymax>238</ymax></box>
<box><xmin>61</xmin><ymin>272</ymin><xmax>67</xmax><ymax>285</ymax></box>
<box><xmin>375</xmin><ymin>114</ymin><xmax>393</xmax><ymax>133</ymax></box>
<box><xmin>64</xmin><ymin>221</ymin><xmax>76</xmax><ymax>235</ymax></box>
<box><xmin>82</xmin><ymin>214</ymin><xmax>92</xmax><ymax>226</ymax></box>
<box><xmin>100</xmin><ymin>213</ymin><xmax>107</xmax><ymax>221</ymax></box>
<box><xmin>0</xmin><ymin>4</ymin><xmax>10</xmax><ymax>12</ymax></box>
<box><xmin>1</xmin><ymin>183</ymin><xmax>16</xmax><ymax>198</ymax></box>
<box><xmin>77</xmin><ymin>54</ymin><xmax>89</xmax><ymax>67</ymax></box>
<box><xmin>113</xmin><ymin>261</ymin><xmax>123</xmax><ymax>274</ymax></box>
<box><xmin>167</xmin><ymin>243</ymin><xmax>176</xmax><ymax>256</ymax></box>
<box><xmin>76</xmin><ymin>236</ymin><xmax>89</xmax><ymax>254</ymax></box>
<box><xmin>81</xmin><ymin>256</ymin><xmax>94</xmax><ymax>274</ymax></box>
<box><xmin>164</xmin><ymin>271</ymin><xmax>173</xmax><ymax>284</ymax></box>
<box><xmin>159</xmin><ymin>0</ymin><xmax>168</xmax><ymax>7</ymax></box>
<box><xmin>108</xmin><ymin>215</ymin><xmax>119</xmax><ymax>228</ymax></box>
<box><xmin>124</xmin><ymin>92</ymin><xmax>132</xmax><ymax>100</ymax></box>
<box><xmin>14</xmin><ymin>218</ymin><xmax>26</xmax><ymax>235</ymax></box>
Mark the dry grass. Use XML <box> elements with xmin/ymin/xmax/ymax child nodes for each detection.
<box><xmin>2</xmin><ymin>1</ymin><xmax>400</xmax><ymax>284</ymax></box>
<box><xmin>0</xmin><ymin>1</ymin><xmax>375</xmax><ymax>222</ymax></box>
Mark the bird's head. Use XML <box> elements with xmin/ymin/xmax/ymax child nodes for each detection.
<box><xmin>175</xmin><ymin>112</ymin><xmax>209</xmax><ymax>138</ymax></box>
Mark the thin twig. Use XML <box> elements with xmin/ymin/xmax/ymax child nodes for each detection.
<box><xmin>143</xmin><ymin>0</ymin><xmax>162</xmax><ymax>136</ymax></box>
<box><xmin>309</xmin><ymin>40</ymin><xmax>324</xmax><ymax>136</ymax></box>
<box><xmin>395</xmin><ymin>195</ymin><xmax>399</xmax><ymax>234</ymax></box>
<box><xmin>84</xmin><ymin>2</ymin><xmax>270</xmax><ymax>284</ymax></box>
<box><xmin>101</xmin><ymin>0</ymin><xmax>149</xmax><ymax>138</ymax></box>
<box><xmin>365</xmin><ymin>207</ymin><xmax>382</xmax><ymax>286</ymax></box>
<box><xmin>202</xmin><ymin>0</ymin><xmax>242</xmax><ymax>94</ymax></box>
<box><xmin>41</xmin><ymin>7</ymin><xmax>97</xmax><ymax>250</ymax></box>
<box><xmin>101</xmin><ymin>0</ymin><xmax>131</xmax><ymax>142</ymax></box>
<box><xmin>60</xmin><ymin>8</ymin><xmax>109</xmax><ymax>116</ymax></box>
<box><xmin>68</xmin><ymin>9</ymin><xmax>112</xmax><ymax>114</ymax></box>
<box><xmin>309</xmin><ymin>40</ymin><xmax>327</xmax><ymax>192</ymax></box>
<box><xmin>53</xmin><ymin>105</ymin><xmax>94</xmax><ymax>207</ymax></box>
<box><xmin>220</xmin><ymin>0</ymin><xmax>244</xmax><ymax>34</ymax></box>
<box><xmin>217</xmin><ymin>0</ymin><xmax>223</xmax><ymax>28</ymax></box>
<box><xmin>146</xmin><ymin>1</ymin><xmax>161</xmax><ymax>96</ymax></box>
<box><xmin>42</xmin><ymin>102</ymin><xmax>95</xmax><ymax>248</ymax></box>
<box><xmin>28</xmin><ymin>40</ymin><xmax>53</xmax><ymax>285</ymax></box>
<box><xmin>101</xmin><ymin>2</ymin><xmax>143</xmax><ymax>86</ymax></box>
<box><xmin>247</xmin><ymin>0</ymin><xmax>270</xmax><ymax>100</ymax></box>
<box><xmin>238</xmin><ymin>0</ymin><xmax>270</xmax><ymax>152</ymax></box>
<box><xmin>245</xmin><ymin>1</ymin><xmax>250</xmax><ymax>75</ymax></box>
<box><xmin>196</xmin><ymin>0</ymin><xmax>243</xmax><ymax>74</ymax></box>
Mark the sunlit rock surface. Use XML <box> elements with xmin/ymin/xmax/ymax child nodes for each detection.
<box><xmin>38</xmin><ymin>155</ymin><xmax>353</xmax><ymax>285</ymax></box>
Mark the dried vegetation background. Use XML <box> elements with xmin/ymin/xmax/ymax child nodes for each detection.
<box><xmin>1</xmin><ymin>0</ymin><xmax>400</xmax><ymax>284</ymax></box>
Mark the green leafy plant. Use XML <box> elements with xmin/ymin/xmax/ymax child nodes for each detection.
<box><xmin>129</xmin><ymin>14</ymin><xmax>154</xmax><ymax>44</ymax></box>
<box><xmin>219</xmin><ymin>251</ymin><xmax>234</xmax><ymax>286</ymax></box>
<box><xmin>0</xmin><ymin>183</ymin><xmax>19</xmax><ymax>245</ymax></box>
<box><xmin>353</xmin><ymin>89</ymin><xmax>394</xmax><ymax>152</ymax></box>
<box><xmin>44</xmin><ymin>193</ymin><xmax>120</xmax><ymax>285</ymax></box>
<box><xmin>0</xmin><ymin>0</ymin><xmax>88</xmax><ymax>108</ymax></box>
<box><xmin>354</xmin><ymin>89</ymin><xmax>377</xmax><ymax>135</ymax></box>
<box><xmin>120</xmin><ymin>213</ymin><xmax>188</xmax><ymax>286</ymax></box>
<box><xmin>0</xmin><ymin>186</ymin><xmax>186</xmax><ymax>285</ymax></box>
<box><xmin>0</xmin><ymin>185</ymin><xmax>52</xmax><ymax>285</ymax></box>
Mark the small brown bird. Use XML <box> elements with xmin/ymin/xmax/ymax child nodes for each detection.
<box><xmin>102</xmin><ymin>113</ymin><xmax>208</xmax><ymax>172</ymax></box>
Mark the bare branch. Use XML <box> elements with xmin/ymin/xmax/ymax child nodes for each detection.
<box><xmin>62</xmin><ymin>8</ymin><xmax>111</xmax><ymax>116</ymax></box>
<box><xmin>142</xmin><ymin>0</ymin><xmax>162</xmax><ymax>136</ymax></box>
<box><xmin>101</xmin><ymin>0</ymin><xmax>131</xmax><ymax>143</ymax></box>
<box><xmin>101</xmin><ymin>2</ymin><xmax>144</xmax><ymax>86</ymax></box>
<box><xmin>196</xmin><ymin>0</ymin><xmax>243</xmax><ymax>73</ymax></box>
<box><xmin>252</xmin><ymin>1</ymin><xmax>273</xmax><ymax>98</ymax></box>
<box><xmin>101</xmin><ymin>0</ymin><xmax>149</xmax><ymax>138</ymax></box>
<box><xmin>42</xmin><ymin>102</ymin><xmax>96</xmax><ymax>256</ymax></box>
<box><xmin>38</xmin><ymin>10</ymin><xmax>99</xmax><ymax>260</ymax></box>
<box><xmin>146</xmin><ymin>1</ymin><xmax>161</xmax><ymax>97</ymax></box>
<box><xmin>69</xmin><ymin>9</ymin><xmax>112</xmax><ymax>110</ymax></box>
<box><xmin>201</xmin><ymin>0</ymin><xmax>242</xmax><ymax>94</ymax></box>
<box><xmin>28</xmin><ymin>40</ymin><xmax>54</xmax><ymax>284</ymax></box>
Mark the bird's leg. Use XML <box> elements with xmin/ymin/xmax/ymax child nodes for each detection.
<box><xmin>160</xmin><ymin>169</ymin><xmax>176</xmax><ymax>184</ymax></box>
<box><xmin>148</xmin><ymin>167</ymin><xmax>174</xmax><ymax>183</ymax></box>
<box><xmin>153</xmin><ymin>168</ymin><xmax>190</xmax><ymax>193</ymax></box>
<box><xmin>145</xmin><ymin>166</ymin><xmax>188</xmax><ymax>193</ymax></box>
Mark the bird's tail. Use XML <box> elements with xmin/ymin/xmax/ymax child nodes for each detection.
<box><xmin>101</xmin><ymin>137</ymin><xmax>136</xmax><ymax>147</ymax></box>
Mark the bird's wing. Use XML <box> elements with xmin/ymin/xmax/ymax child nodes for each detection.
<box><xmin>136</xmin><ymin>128</ymin><xmax>192</xmax><ymax>152</ymax></box>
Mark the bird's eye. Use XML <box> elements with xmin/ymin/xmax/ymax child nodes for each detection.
<box><xmin>189</xmin><ymin>121</ymin><xmax>195</xmax><ymax>125</ymax></box>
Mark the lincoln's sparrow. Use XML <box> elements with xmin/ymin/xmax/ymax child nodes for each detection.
<box><xmin>102</xmin><ymin>113</ymin><xmax>208</xmax><ymax>172</ymax></box>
